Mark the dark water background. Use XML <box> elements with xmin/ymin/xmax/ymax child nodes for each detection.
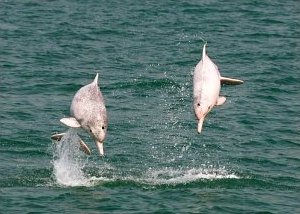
<box><xmin>1</xmin><ymin>0</ymin><xmax>299</xmax><ymax>213</ymax></box>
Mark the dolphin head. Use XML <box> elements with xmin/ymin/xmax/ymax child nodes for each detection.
<box><xmin>193</xmin><ymin>100</ymin><xmax>210</xmax><ymax>134</ymax></box>
<box><xmin>86</xmin><ymin>119</ymin><xmax>107</xmax><ymax>157</ymax></box>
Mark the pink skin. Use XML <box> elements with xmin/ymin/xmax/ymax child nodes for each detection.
<box><xmin>70</xmin><ymin>73</ymin><xmax>108</xmax><ymax>156</ymax></box>
<box><xmin>193</xmin><ymin>44</ymin><xmax>222</xmax><ymax>133</ymax></box>
<box><xmin>193</xmin><ymin>102</ymin><xmax>211</xmax><ymax>133</ymax></box>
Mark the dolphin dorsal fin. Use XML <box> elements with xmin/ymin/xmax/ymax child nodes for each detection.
<box><xmin>202</xmin><ymin>42</ymin><xmax>207</xmax><ymax>60</ymax></box>
<box><xmin>93</xmin><ymin>73</ymin><xmax>99</xmax><ymax>85</ymax></box>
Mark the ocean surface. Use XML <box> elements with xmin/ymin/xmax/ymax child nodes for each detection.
<box><xmin>1</xmin><ymin>0</ymin><xmax>299</xmax><ymax>213</ymax></box>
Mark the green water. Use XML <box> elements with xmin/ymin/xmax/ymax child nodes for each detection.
<box><xmin>1</xmin><ymin>0</ymin><xmax>299</xmax><ymax>213</ymax></box>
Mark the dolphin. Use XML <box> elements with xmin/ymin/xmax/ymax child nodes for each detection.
<box><xmin>193</xmin><ymin>43</ymin><xmax>243</xmax><ymax>133</ymax></box>
<box><xmin>51</xmin><ymin>73</ymin><xmax>108</xmax><ymax>156</ymax></box>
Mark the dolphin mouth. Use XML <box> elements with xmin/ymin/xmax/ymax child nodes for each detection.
<box><xmin>197</xmin><ymin>117</ymin><xmax>205</xmax><ymax>134</ymax></box>
<box><xmin>96</xmin><ymin>141</ymin><xmax>104</xmax><ymax>157</ymax></box>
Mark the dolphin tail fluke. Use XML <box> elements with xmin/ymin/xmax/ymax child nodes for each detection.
<box><xmin>220</xmin><ymin>76</ymin><xmax>244</xmax><ymax>85</ymax></box>
<box><xmin>197</xmin><ymin>117</ymin><xmax>205</xmax><ymax>134</ymax></box>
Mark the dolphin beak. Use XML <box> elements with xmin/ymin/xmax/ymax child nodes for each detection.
<box><xmin>96</xmin><ymin>141</ymin><xmax>104</xmax><ymax>157</ymax></box>
<box><xmin>197</xmin><ymin>117</ymin><xmax>205</xmax><ymax>134</ymax></box>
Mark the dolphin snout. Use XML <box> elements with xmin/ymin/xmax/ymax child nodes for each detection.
<box><xmin>96</xmin><ymin>141</ymin><xmax>105</xmax><ymax>157</ymax></box>
<box><xmin>197</xmin><ymin>117</ymin><xmax>205</xmax><ymax>134</ymax></box>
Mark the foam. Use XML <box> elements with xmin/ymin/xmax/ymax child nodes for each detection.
<box><xmin>141</xmin><ymin>167</ymin><xmax>240</xmax><ymax>185</ymax></box>
<box><xmin>87</xmin><ymin>166</ymin><xmax>240</xmax><ymax>187</ymax></box>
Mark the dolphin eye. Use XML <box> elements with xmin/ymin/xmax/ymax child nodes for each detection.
<box><xmin>197</xmin><ymin>103</ymin><xmax>200</xmax><ymax>107</ymax></box>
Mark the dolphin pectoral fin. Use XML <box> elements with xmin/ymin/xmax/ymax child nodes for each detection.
<box><xmin>51</xmin><ymin>133</ymin><xmax>65</xmax><ymax>141</ymax></box>
<box><xmin>79</xmin><ymin>139</ymin><xmax>91</xmax><ymax>155</ymax></box>
<box><xmin>216</xmin><ymin>96</ymin><xmax>226</xmax><ymax>106</ymax></box>
<box><xmin>197</xmin><ymin>117</ymin><xmax>205</xmax><ymax>134</ymax></box>
<box><xmin>220</xmin><ymin>76</ymin><xmax>244</xmax><ymax>85</ymax></box>
<box><xmin>60</xmin><ymin>117</ymin><xmax>81</xmax><ymax>128</ymax></box>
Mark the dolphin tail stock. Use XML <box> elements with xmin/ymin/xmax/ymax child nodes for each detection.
<box><xmin>220</xmin><ymin>76</ymin><xmax>244</xmax><ymax>85</ymax></box>
<box><xmin>51</xmin><ymin>132</ymin><xmax>91</xmax><ymax>155</ymax></box>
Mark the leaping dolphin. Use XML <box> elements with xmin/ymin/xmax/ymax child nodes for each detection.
<box><xmin>193</xmin><ymin>43</ymin><xmax>243</xmax><ymax>133</ymax></box>
<box><xmin>51</xmin><ymin>73</ymin><xmax>108</xmax><ymax>157</ymax></box>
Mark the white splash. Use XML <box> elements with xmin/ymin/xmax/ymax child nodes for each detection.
<box><xmin>51</xmin><ymin>130</ymin><xmax>241</xmax><ymax>187</ymax></box>
<box><xmin>52</xmin><ymin>129</ymin><xmax>91</xmax><ymax>187</ymax></box>
<box><xmin>141</xmin><ymin>167</ymin><xmax>240</xmax><ymax>185</ymax></box>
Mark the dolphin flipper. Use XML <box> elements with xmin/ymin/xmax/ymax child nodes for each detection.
<box><xmin>220</xmin><ymin>76</ymin><xmax>244</xmax><ymax>85</ymax></box>
<box><xmin>79</xmin><ymin>139</ymin><xmax>91</xmax><ymax>155</ymax></box>
<box><xmin>51</xmin><ymin>132</ymin><xmax>91</xmax><ymax>155</ymax></box>
<box><xmin>60</xmin><ymin>117</ymin><xmax>81</xmax><ymax>128</ymax></box>
<box><xmin>216</xmin><ymin>96</ymin><xmax>226</xmax><ymax>106</ymax></box>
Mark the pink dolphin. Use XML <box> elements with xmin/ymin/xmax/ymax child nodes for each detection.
<box><xmin>193</xmin><ymin>43</ymin><xmax>243</xmax><ymax>133</ymax></box>
<box><xmin>52</xmin><ymin>73</ymin><xmax>108</xmax><ymax>157</ymax></box>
